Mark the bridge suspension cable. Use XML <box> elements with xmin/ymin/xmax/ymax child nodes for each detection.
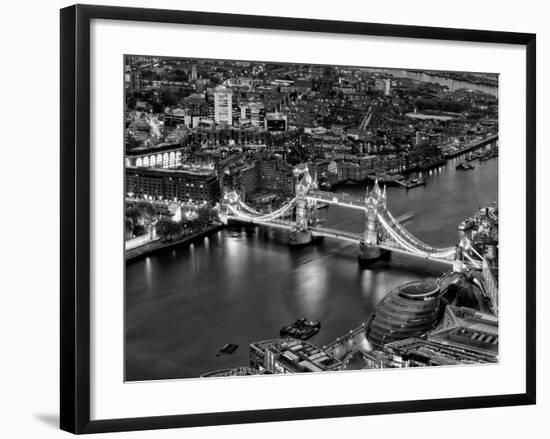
<box><xmin>464</xmin><ymin>252</ymin><xmax>482</xmax><ymax>268</ymax></box>
<box><xmin>226</xmin><ymin>198</ymin><xmax>296</xmax><ymax>222</ymax></box>
<box><xmin>469</xmin><ymin>245</ymin><xmax>486</xmax><ymax>262</ymax></box>
<box><xmin>382</xmin><ymin>209</ymin><xmax>454</xmax><ymax>254</ymax></box>
<box><xmin>377</xmin><ymin>213</ymin><xmax>455</xmax><ymax>259</ymax></box>
<box><xmin>383</xmin><ymin>209</ymin><xmax>431</xmax><ymax>249</ymax></box>
<box><xmin>223</xmin><ymin>189</ymin><xmax>458</xmax><ymax>262</ymax></box>
<box><xmin>236</xmin><ymin>201</ymin><xmax>263</xmax><ymax>215</ymax></box>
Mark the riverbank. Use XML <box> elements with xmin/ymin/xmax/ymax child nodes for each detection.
<box><xmin>324</xmin><ymin>135</ymin><xmax>496</xmax><ymax>191</ymax></box>
<box><xmin>125</xmin><ymin>223</ymin><xmax>224</xmax><ymax>263</ymax></box>
<box><xmin>125</xmin><ymin>144</ymin><xmax>498</xmax><ymax>381</ymax></box>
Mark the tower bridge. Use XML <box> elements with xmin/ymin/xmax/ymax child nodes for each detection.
<box><xmin>218</xmin><ymin>166</ymin><xmax>485</xmax><ymax>271</ymax></box>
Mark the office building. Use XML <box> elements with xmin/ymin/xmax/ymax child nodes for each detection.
<box><xmin>126</xmin><ymin>167</ymin><xmax>220</xmax><ymax>204</ymax></box>
<box><xmin>374</xmin><ymin>78</ymin><xmax>392</xmax><ymax>95</ymax></box>
<box><xmin>239</xmin><ymin>102</ymin><xmax>265</xmax><ymax>127</ymax></box>
<box><xmin>213</xmin><ymin>86</ymin><xmax>233</xmax><ymax>125</ymax></box>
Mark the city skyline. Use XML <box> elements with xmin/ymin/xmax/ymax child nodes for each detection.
<box><xmin>124</xmin><ymin>55</ymin><xmax>498</xmax><ymax>381</ymax></box>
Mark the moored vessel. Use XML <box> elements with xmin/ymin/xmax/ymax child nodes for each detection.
<box><xmin>458</xmin><ymin>218</ymin><xmax>475</xmax><ymax>230</ymax></box>
<box><xmin>280</xmin><ymin>317</ymin><xmax>321</xmax><ymax>340</ymax></box>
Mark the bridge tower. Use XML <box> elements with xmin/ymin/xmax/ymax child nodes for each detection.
<box><xmin>452</xmin><ymin>236</ymin><xmax>475</xmax><ymax>273</ymax></box>
<box><xmin>359</xmin><ymin>180</ymin><xmax>389</xmax><ymax>263</ymax></box>
<box><xmin>452</xmin><ymin>242</ymin><xmax>465</xmax><ymax>272</ymax></box>
<box><xmin>290</xmin><ymin>166</ymin><xmax>313</xmax><ymax>245</ymax></box>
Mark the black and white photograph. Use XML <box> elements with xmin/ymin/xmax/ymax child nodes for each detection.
<box><xmin>124</xmin><ymin>56</ymin><xmax>499</xmax><ymax>381</ymax></box>
<box><xmin>0</xmin><ymin>0</ymin><xmax>544</xmax><ymax>436</ymax></box>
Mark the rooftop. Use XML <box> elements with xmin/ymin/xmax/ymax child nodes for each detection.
<box><xmin>384</xmin><ymin>337</ymin><xmax>498</xmax><ymax>365</ymax></box>
<box><xmin>428</xmin><ymin>306</ymin><xmax>499</xmax><ymax>356</ymax></box>
<box><xmin>251</xmin><ymin>338</ymin><xmax>342</xmax><ymax>373</ymax></box>
<box><xmin>398</xmin><ymin>279</ymin><xmax>440</xmax><ymax>299</ymax></box>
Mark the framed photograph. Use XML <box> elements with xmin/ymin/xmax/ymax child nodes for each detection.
<box><xmin>60</xmin><ymin>4</ymin><xmax>536</xmax><ymax>434</ymax></box>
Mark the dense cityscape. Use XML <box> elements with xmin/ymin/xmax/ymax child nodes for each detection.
<box><xmin>124</xmin><ymin>56</ymin><xmax>499</xmax><ymax>380</ymax></box>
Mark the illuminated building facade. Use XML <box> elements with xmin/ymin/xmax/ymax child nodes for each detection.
<box><xmin>213</xmin><ymin>86</ymin><xmax>233</xmax><ymax>125</ymax></box>
<box><xmin>126</xmin><ymin>167</ymin><xmax>220</xmax><ymax>204</ymax></box>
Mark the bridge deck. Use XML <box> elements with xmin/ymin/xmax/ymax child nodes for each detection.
<box><xmin>307</xmin><ymin>190</ymin><xmax>366</xmax><ymax>210</ymax></box>
<box><xmin>310</xmin><ymin>227</ymin><xmax>362</xmax><ymax>243</ymax></box>
<box><xmin>223</xmin><ymin>176</ymin><xmax>462</xmax><ymax>265</ymax></box>
<box><xmin>226</xmin><ymin>216</ymin><xmax>293</xmax><ymax>230</ymax></box>
<box><xmin>226</xmin><ymin>217</ymin><xmax>456</xmax><ymax>264</ymax></box>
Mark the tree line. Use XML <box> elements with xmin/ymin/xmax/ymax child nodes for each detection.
<box><xmin>125</xmin><ymin>201</ymin><xmax>218</xmax><ymax>242</ymax></box>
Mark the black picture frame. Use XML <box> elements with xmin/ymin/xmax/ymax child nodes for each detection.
<box><xmin>60</xmin><ymin>4</ymin><xmax>536</xmax><ymax>434</ymax></box>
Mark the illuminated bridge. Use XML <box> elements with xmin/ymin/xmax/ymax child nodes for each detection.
<box><xmin>218</xmin><ymin>166</ymin><xmax>485</xmax><ymax>270</ymax></box>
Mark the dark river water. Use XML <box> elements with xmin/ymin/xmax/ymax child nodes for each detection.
<box><xmin>125</xmin><ymin>155</ymin><xmax>498</xmax><ymax>381</ymax></box>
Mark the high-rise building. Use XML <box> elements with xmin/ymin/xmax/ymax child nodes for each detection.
<box><xmin>213</xmin><ymin>86</ymin><xmax>233</xmax><ymax>125</ymax></box>
<box><xmin>126</xmin><ymin>69</ymin><xmax>141</xmax><ymax>92</ymax></box>
<box><xmin>239</xmin><ymin>102</ymin><xmax>265</xmax><ymax>126</ymax></box>
<box><xmin>374</xmin><ymin>78</ymin><xmax>392</xmax><ymax>96</ymax></box>
<box><xmin>384</xmin><ymin>78</ymin><xmax>391</xmax><ymax>96</ymax></box>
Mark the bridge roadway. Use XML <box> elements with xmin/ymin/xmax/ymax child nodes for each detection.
<box><xmin>227</xmin><ymin>215</ymin><xmax>361</xmax><ymax>244</ymax></box>
<box><xmin>226</xmin><ymin>216</ymin><xmax>456</xmax><ymax>265</ymax></box>
<box><xmin>307</xmin><ymin>193</ymin><xmax>423</xmax><ymax>223</ymax></box>
<box><xmin>226</xmin><ymin>216</ymin><xmax>294</xmax><ymax>230</ymax></box>
<box><xmin>306</xmin><ymin>191</ymin><xmax>366</xmax><ymax>210</ymax></box>
<box><xmin>226</xmin><ymin>216</ymin><xmax>364</xmax><ymax>244</ymax></box>
<box><xmin>225</xmin><ymin>217</ymin><xmax>364</xmax><ymax>244</ymax></box>
<box><xmin>377</xmin><ymin>242</ymin><xmax>454</xmax><ymax>264</ymax></box>
<box><xmin>310</xmin><ymin>226</ymin><xmax>362</xmax><ymax>243</ymax></box>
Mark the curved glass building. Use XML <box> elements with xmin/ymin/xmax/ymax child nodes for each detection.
<box><xmin>367</xmin><ymin>279</ymin><xmax>440</xmax><ymax>349</ymax></box>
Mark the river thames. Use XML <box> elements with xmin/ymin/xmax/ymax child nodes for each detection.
<box><xmin>125</xmin><ymin>155</ymin><xmax>498</xmax><ymax>381</ymax></box>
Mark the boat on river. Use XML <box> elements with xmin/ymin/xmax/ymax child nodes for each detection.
<box><xmin>216</xmin><ymin>343</ymin><xmax>239</xmax><ymax>356</ymax></box>
<box><xmin>280</xmin><ymin>318</ymin><xmax>321</xmax><ymax>340</ymax></box>
<box><xmin>456</xmin><ymin>162</ymin><xmax>475</xmax><ymax>170</ymax></box>
<box><xmin>458</xmin><ymin>218</ymin><xmax>475</xmax><ymax>230</ymax></box>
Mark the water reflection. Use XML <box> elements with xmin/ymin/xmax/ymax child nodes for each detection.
<box><xmin>125</xmin><ymin>158</ymin><xmax>498</xmax><ymax>381</ymax></box>
<box><xmin>291</xmin><ymin>252</ymin><xmax>328</xmax><ymax>316</ymax></box>
<box><xmin>144</xmin><ymin>257</ymin><xmax>152</xmax><ymax>291</ymax></box>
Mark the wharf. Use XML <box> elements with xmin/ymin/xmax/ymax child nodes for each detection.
<box><xmin>125</xmin><ymin>223</ymin><xmax>223</xmax><ymax>262</ymax></box>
